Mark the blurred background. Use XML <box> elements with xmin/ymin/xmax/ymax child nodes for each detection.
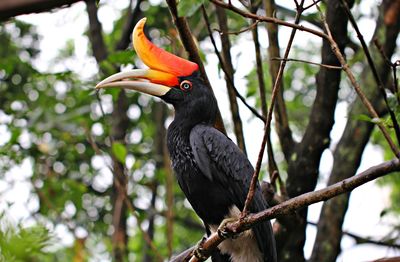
<box><xmin>0</xmin><ymin>0</ymin><xmax>399</xmax><ymax>261</ymax></box>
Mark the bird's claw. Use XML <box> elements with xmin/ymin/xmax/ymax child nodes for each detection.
<box><xmin>193</xmin><ymin>236</ymin><xmax>208</xmax><ymax>261</ymax></box>
<box><xmin>217</xmin><ymin>218</ymin><xmax>239</xmax><ymax>239</ymax></box>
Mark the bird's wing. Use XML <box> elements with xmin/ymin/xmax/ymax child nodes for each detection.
<box><xmin>190</xmin><ymin>124</ymin><xmax>253</xmax><ymax>207</ymax></box>
<box><xmin>190</xmin><ymin>124</ymin><xmax>277</xmax><ymax>262</ymax></box>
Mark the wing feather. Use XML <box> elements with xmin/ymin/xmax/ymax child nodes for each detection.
<box><xmin>190</xmin><ymin>124</ymin><xmax>277</xmax><ymax>262</ymax></box>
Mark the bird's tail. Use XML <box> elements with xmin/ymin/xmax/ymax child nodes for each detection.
<box><xmin>253</xmin><ymin>220</ymin><xmax>277</xmax><ymax>262</ymax></box>
<box><xmin>252</xmin><ymin>189</ymin><xmax>277</xmax><ymax>262</ymax></box>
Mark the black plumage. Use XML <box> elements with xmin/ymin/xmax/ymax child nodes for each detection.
<box><xmin>163</xmin><ymin>72</ymin><xmax>277</xmax><ymax>262</ymax></box>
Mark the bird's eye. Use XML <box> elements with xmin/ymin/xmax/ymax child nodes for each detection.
<box><xmin>180</xmin><ymin>80</ymin><xmax>192</xmax><ymax>91</ymax></box>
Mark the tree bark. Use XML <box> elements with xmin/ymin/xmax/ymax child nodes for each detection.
<box><xmin>310</xmin><ymin>1</ymin><xmax>400</xmax><ymax>261</ymax></box>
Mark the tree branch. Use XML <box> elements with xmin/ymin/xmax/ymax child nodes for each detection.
<box><xmin>0</xmin><ymin>0</ymin><xmax>82</xmax><ymax>21</ymax></box>
<box><xmin>210</xmin><ymin>0</ymin><xmax>328</xmax><ymax>40</ymax></box>
<box><xmin>283</xmin><ymin>2</ymin><xmax>354</xmax><ymax>259</ymax></box>
<box><xmin>86</xmin><ymin>0</ymin><xmax>108</xmax><ymax>63</ymax></box>
<box><xmin>95</xmin><ymin>93</ymin><xmax>164</xmax><ymax>262</ymax></box>
<box><xmin>186</xmin><ymin>159</ymin><xmax>400</xmax><ymax>261</ymax></box>
<box><xmin>276</xmin><ymin>4</ymin><xmax>321</xmax><ymax>28</ymax></box>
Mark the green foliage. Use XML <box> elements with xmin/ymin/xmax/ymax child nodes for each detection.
<box><xmin>105</xmin><ymin>50</ymin><xmax>134</xmax><ymax>65</ymax></box>
<box><xmin>112</xmin><ymin>142</ymin><xmax>127</xmax><ymax>164</ymax></box>
<box><xmin>0</xmin><ymin>218</ymin><xmax>53</xmax><ymax>262</ymax></box>
<box><xmin>177</xmin><ymin>0</ymin><xmax>205</xmax><ymax>18</ymax></box>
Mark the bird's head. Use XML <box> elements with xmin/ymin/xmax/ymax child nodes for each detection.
<box><xmin>96</xmin><ymin>18</ymin><xmax>217</xmax><ymax>125</ymax></box>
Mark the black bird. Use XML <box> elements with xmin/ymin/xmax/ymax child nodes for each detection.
<box><xmin>97</xmin><ymin>18</ymin><xmax>277</xmax><ymax>262</ymax></box>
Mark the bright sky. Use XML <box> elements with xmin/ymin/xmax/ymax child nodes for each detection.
<box><xmin>1</xmin><ymin>0</ymin><xmax>399</xmax><ymax>261</ymax></box>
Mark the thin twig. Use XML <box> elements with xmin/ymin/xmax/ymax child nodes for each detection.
<box><xmin>276</xmin><ymin>3</ymin><xmax>322</xmax><ymax>29</ymax></box>
<box><xmin>374</xmin><ymin>39</ymin><xmax>400</xmax><ymax>104</ymax></box>
<box><xmin>241</xmin><ymin>0</ymin><xmax>305</xmax><ymax>217</ymax></box>
<box><xmin>303</xmin><ymin>0</ymin><xmax>322</xmax><ymax>11</ymax></box>
<box><xmin>249</xmin><ymin>1</ymin><xmax>280</xmax><ymax>185</ymax></box>
<box><xmin>214</xmin><ymin>20</ymin><xmax>259</xmax><ymax>35</ymax></box>
<box><xmin>339</xmin><ymin>0</ymin><xmax>400</xmax><ymax>148</ymax></box>
<box><xmin>188</xmin><ymin>158</ymin><xmax>400</xmax><ymax>261</ymax></box>
<box><xmin>235</xmin><ymin>0</ymin><xmax>249</xmax><ymax>7</ymax></box>
<box><xmin>201</xmin><ymin>6</ymin><xmax>266</xmax><ymax>123</ymax></box>
<box><xmin>264</xmin><ymin>0</ymin><xmax>295</xmax><ymax>168</ymax></box>
<box><xmin>271</xmin><ymin>57</ymin><xmax>343</xmax><ymax>70</ymax></box>
<box><xmin>210</xmin><ymin>0</ymin><xmax>328</xmax><ymax>40</ymax></box>
<box><xmin>315</xmin><ymin>3</ymin><xmax>400</xmax><ymax>158</ymax></box>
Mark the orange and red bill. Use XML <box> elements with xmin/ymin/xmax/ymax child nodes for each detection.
<box><xmin>96</xmin><ymin>18</ymin><xmax>198</xmax><ymax>97</ymax></box>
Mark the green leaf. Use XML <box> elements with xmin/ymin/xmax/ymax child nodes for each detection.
<box><xmin>112</xmin><ymin>142</ymin><xmax>127</xmax><ymax>164</ymax></box>
<box><xmin>352</xmin><ymin>114</ymin><xmax>373</xmax><ymax>123</ymax></box>
<box><xmin>177</xmin><ymin>0</ymin><xmax>204</xmax><ymax>18</ymax></box>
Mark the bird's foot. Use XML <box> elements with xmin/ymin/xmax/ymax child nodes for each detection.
<box><xmin>217</xmin><ymin>218</ymin><xmax>239</xmax><ymax>239</ymax></box>
<box><xmin>193</xmin><ymin>236</ymin><xmax>208</xmax><ymax>261</ymax></box>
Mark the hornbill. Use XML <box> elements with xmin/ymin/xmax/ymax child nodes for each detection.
<box><xmin>97</xmin><ymin>18</ymin><xmax>277</xmax><ymax>262</ymax></box>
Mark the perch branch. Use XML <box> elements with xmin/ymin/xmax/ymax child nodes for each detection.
<box><xmin>187</xmin><ymin>158</ymin><xmax>400</xmax><ymax>261</ymax></box>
